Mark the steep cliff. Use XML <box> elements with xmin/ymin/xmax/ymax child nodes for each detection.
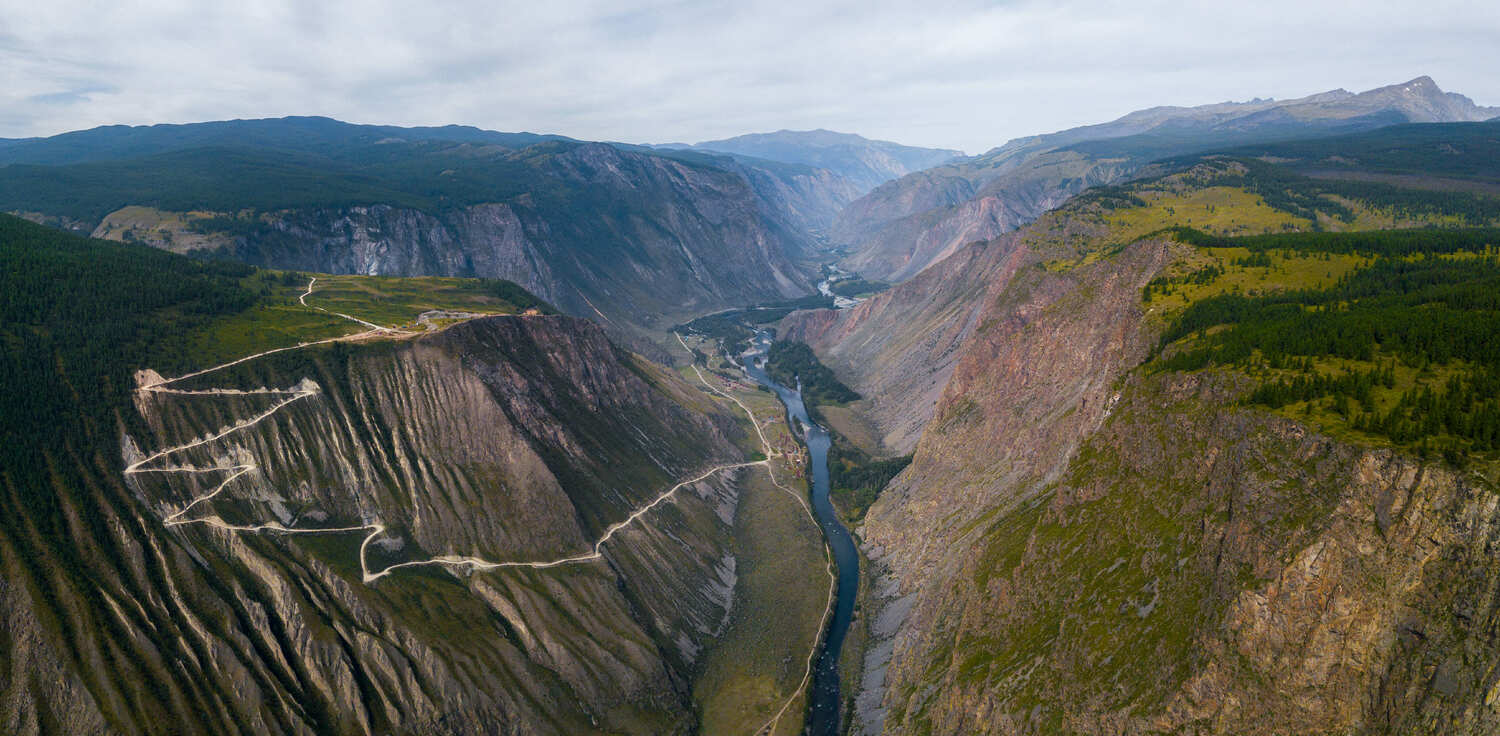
<box><xmin>0</xmin><ymin>216</ymin><xmax>806</xmax><ymax>734</ymax></box>
<box><xmin>780</xmin><ymin>232</ymin><xmax>1028</xmax><ymax>454</ymax></box>
<box><xmin>204</xmin><ymin>143</ymin><xmax>813</xmax><ymax>340</ymax></box>
<box><xmin>794</xmin><ymin>154</ymin><xmax>1500</xmax><ymax>734</ymax></box>
<box><xmin>0</xmin><ymin>119</ymin><xmax>826</xmax><ymax>343</ymax></box>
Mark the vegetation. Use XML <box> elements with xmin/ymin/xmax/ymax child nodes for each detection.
<box><xmin>0</xmin><ymin>212</ymin><xmax>552</xmax><ymax>559</ymax></box>
<box><xmin>0</xmin><ymin>214</ymin><xmax>268</xmax><ymax>717</ymax></box>
<box><xmin>1180</xmin><ymin>157</ymin><xmax>1500</xmax><ymax>226</ymax></box>
<box><xmin>827</xmin><ymin>278</ymin><xmax>889</xmax><ymax>298</ymax></box>
<box><xmin>676</xmin><ymin>294</ymin><xmax>835</xmax><ymax>357</ymax></box>
<box><xmin>1226</xmin><ymin>120</ymin><xmax>1500</xmax><ymax>185</ymax></box>
<box><xmin>827</xmin><ymin>443</ymin><xmax>912</xmax><ymax>523</ymax></box>
<box><xmin>0</xmin><ymin>138</ymin><xmax>630</xmax><ymax>224</ymax></box>
<box><xmin>1150</xmin><ymin>227</ymin><xmax>1500</xmax><ymax>461</ymax></box>
<box><xmin>692</xmin><ymin>470</ymin><xmax>826</xmax><ymax>736</ymax></box>
<box><xmin>1162</xmin><ymin>224</ymin><xmax>1500</xmax><ymax>257</ymax></box>
<box><xmin>764</xmin><ymin>341</ymin><xmax>860</xmax><ymax>405</ymax></box>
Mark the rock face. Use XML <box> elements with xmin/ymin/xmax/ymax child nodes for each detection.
<box><xmin>800</xmin><ymin>180</ymin><xmax>1500</xmax><ymax>734</ymax></box>
<box><xmin>2</xmin><ymin>315</ymin><xmax>758</xmax><ymax>734</ymax></box>
<box><xmin>213</xmin><ymin>143</ymin><xmax>814</xmax><ymax>340</ymax></box>
<box><xmin>0</xmin><ymin>119</ymin><xmax>839</xmax><ymax>344</ymax></box>
<box><xmin>835</xmin><ymin>76</ymin><xmax>1500</xmax><ymax>282</ymax></box>
<box><xmin>780</xmin><ymin>231</ymin><xmax>1030</xmax><ymax>454</ymax></box>
<box><xmin>720</xmin><ymin>153</ymin><xmax>864</xmax><ymax>234</ymax></box>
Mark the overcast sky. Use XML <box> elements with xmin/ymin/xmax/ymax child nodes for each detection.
<box><xmin>1</xmin><ymin>0</ymin><xmax>1496</xmax><ymax>154</ymax></box>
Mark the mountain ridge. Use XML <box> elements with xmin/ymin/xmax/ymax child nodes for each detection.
<box><xmin>656</xmin><ymin>129</ymin><xmax>963</xmax><ymax>196</ymax></box>
<box><xmin>834</xmin><ymin>76</ymin><xmax>1499</xmax><ymax>282</ymax></box>
<box><xmin>0</xmin><ymin>118</ymin><xmax>846</xmax><ymax>347</ymax></box>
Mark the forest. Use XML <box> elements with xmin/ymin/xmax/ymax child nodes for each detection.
<box><xmin>0</xmin><ymin>213</ymin><xmax>267</xmax><ymax>659</ymax></box>
<box><xmin>1153</xmin><ymin>227</ymin><xmax>1500</xmax><ymax>460</ymax></box>
<box><xmin>827</xmin><ymin>444</ymin><xmax>912</xmax><ymax>523</ymax></box>
<box><xmin>764</xmin><ymin>341</ymin><xmax>861</xmax><ymax>407</ymax></box>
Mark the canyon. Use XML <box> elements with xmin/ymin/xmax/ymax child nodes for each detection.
<box><xmin>4</xmin><ymin>77</ymin><xmax>1500</xmax><ymax>736</ymax></box>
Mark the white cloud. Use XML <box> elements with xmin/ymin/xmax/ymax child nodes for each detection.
<box><xmin>0</xmin><ymin>0</ymin><xmax>1495</xmax><ymax>152</ymax></box>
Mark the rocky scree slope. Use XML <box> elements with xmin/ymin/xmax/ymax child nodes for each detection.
<box><xmin>4</xmin><ymin>305</ymin><xmax>762</xmax><ymax>734</ymax></box>
<box><xmin>835</xmin><ymin>76</ymin><xmax>1499</xmax><ymax>281</ymax></box>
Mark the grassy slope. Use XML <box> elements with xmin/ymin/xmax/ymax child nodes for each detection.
<box><xmin>182</xmin><ymin>270</ymin><xmax>547</xmax><ymax>369</ymax></box>
<box><xmin>676</xmin><ymin>336</ymin><xmax>827</xmax><ymax>736</ymax></box>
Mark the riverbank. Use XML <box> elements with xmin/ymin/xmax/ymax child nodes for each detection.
<box><xmin>740</xmin><ymin>332</ymin><xmax>860</xmax><ymax>736</ymax></box>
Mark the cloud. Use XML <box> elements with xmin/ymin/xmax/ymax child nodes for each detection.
<box><xmin>0</xmin><ymin>0</ymin><xmax>1496</xmax><ymax>152</ymax></box>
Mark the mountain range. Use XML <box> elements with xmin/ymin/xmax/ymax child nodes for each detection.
<box><xmin>782</xmin><ymin>120</ymin><xmax>1500</xmax><ymax>734</ymax></box>
<box><xmin>833</xmin><ymin>76</ymin><xmax>1500</xmax><ymax>281</ymax></box>
<box><xmin>5</xmin><ymin>74</ymin><xmax>1500</xmax><ymax>736</ymax></box>
<box><xmin>653</xmin><ymin>129</ymin><xmax>963</xmax><ymax>197</ymax></box>
<box><xmin>0</xmin><ymin>117</ymin><xmax>857</xmax><ymax>351</ymax></box>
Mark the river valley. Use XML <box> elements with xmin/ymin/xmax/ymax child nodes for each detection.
<box><xmin>741</xmin><ymin>331</ymin><xmax>859</xmax><ymax>736</ymax></box>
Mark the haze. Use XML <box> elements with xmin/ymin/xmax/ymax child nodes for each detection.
<box><xmin>2</xmin><ymin>0</ymin><xmax>1497</xmax><ymax>153</ymax></box>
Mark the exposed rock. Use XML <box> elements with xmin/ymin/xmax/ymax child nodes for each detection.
<box><xmin>214</xmin><ymin>143</ymin><xmax>814</xmax><ymax>342</ymax></box>
<box><xmin>4</xmin><ymin>315</ymin><xmax>762</xmax><ymax>734</ymax></box>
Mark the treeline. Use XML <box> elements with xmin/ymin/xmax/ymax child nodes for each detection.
<box><xmin>1</xmin><ymin>214</ymin><xmax>260</xmax><ymax>454</ymax></box>
<box><xmin>828</xmin><ymin>279</ymin><xmax>889</xmax><ymax>298</ymax></box>
<box><xmin>1229</xmin><ymin>120</ymin><xmax>1500</xmax><ymax>185</ymax></box>
<box><xmin>486</xmin><ymin>280</ymin><xmax>558</xmax><ymax>314</ymax></box>
<box><xmin>1202</xmin><ymin>157</ymin><xmax>1356</xmax><ymax>223</ymax></box>
<box><xmin>1159</xmin><ymin>256</ymin><xmax>1500</xmax><ymax>368</ymax></box>
<box><xmin>1153</xmin><ymin>156</ymin><xmax>1500</xmax><ymax>227</ymax></box>
<box><xmin>1075</xmin><ymin>186</ymin><xmax>1147</xmax><ymax>212</ymax></box>
<box><xmin>1152</xmin><ymin>228</ymin><xmax>1500</xmax><ymax>458</ymax></box>
<box><xmin>1316</xmin><ymin>178</ymin><xmax>1500</xmax><ymax>226</ymax></box>
<box><xmin>1165</xmin><ymin>225</ymin><xmax>1500</xmax><ymax>258</ymax></box>
<box><xmin>764</xmin><ymin>341</ymin><xmax>860</xmax><ymax>405</ymax></box>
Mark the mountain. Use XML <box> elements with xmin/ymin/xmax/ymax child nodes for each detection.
<box><xmin>1218</xmin><ymin>118</ymin><xmax>1500</xmax><ymax>193</ymax></box>
<box><xmin>657</xmin><ymin>129</ymin><xmax>963</xmax><ymax>197</ymax></box>
<box><xmin>835</xmin><ymin>76</ymin><xmax>1500</xmax><ymax>282</ymax></box>
<box><xmin>0</xmin><ymin>117</ymin><xmax>847</xmax><ymax>347</ymax></box>
<box><xmin>777</xmin><ymin>130</ymin><xmax>1500</xmax><ymax>734</ymax></box>
<box><xmin>0</xmin><ymin>115</ymin><xmax>573</xmax><ymax>166</ymax></box>
<box><xmin>0</xmin><ymin>214</ymin><xmax>828</xmax><ymax>733</ymax></box>
<box><xmin>617</xmin><ymin>142</ymin><xmax>864</xmax><ymax>234</ymax></box>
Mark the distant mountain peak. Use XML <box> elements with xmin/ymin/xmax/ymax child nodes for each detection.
<box><xmin>665</xmin><ymin>129</ymin><xmax>964</xmax><ymax>194</ymax></box>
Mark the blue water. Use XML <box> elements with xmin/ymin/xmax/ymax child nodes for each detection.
<box><xmin>740</xmin><ymin>333</ymin><xmax>858</xmax><ymax>736</ymax></box>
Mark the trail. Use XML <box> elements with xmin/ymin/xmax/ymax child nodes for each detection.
<box><xmin>123</xmin><ymin>278</ymin><xmax>780</xmax><ymax>589</ymax></box>
<box><xmin>125</xmin><ymin>282</ymin><xmax>832</xmax><ymax>733</ymax></box>
<box><xmin>299</xmin><ymin>276</ymin><xmax>402</xmax><ymax>333</ymax></box>
<box><xmin>675</xmin><ymin>333</ymin><xmax>838</xmax><ymax>736</ymax></box>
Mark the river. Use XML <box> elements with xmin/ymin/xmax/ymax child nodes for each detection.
<box><xmin>740</xmin><ymin>331</ymin><xmax>859</xmax><ymax>736</ymax></box>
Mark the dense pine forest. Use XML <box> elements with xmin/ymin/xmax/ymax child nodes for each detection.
<box><xmin>0</xmin><ymin>214</ymin><xmax>271</xmax><ymax>692</ymax></box>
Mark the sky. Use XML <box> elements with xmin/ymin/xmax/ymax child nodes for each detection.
<box><xmin>1</xmin><ymin>0</ymin><xmax>1497</xmax><ymax>154</ymax></box>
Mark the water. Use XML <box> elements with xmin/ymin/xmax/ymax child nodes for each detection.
<box><xmin>817</xmin><ymin>266</ymin><xmax>863</xmax><ymax>310</ymax></box>
<box><xmin>740</xmin><ymin>332</ymin><xmax>859</xmax><ymax>736</ymax></box>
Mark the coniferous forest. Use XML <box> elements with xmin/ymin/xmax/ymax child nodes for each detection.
<box><xmin>1154</xmin><ymin>227</ymin><xmax>1500</xmax><ymax>460</ymax></box>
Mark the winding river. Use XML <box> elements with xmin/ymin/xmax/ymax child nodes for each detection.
<box><xmin>741</xmin><ymin>331</ymin><xmax>859</xmax><ymax>736</ymax></box>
